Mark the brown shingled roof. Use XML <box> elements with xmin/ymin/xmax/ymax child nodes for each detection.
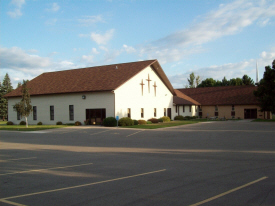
<box><xmin>5</xmin><ymin>60</ymin><xmax>175</xmax><ymax>97</ymax></box>
<box><xmin>177</xmin><ymin>86</ymin><xmax>259</xmax><ymax>105</ymax></box>
<box><xmin>174</xmin><ymin>89</ymin><xmax>200</xmax><ymax>105</ymax></box>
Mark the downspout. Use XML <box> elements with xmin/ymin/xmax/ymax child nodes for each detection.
<box><xmin>113</xmin><ymin>90</ymin><xmax>115</xmax><ymax>117</ymax></box>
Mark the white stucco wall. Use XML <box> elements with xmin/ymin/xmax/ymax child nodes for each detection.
<box><xmin>114</xmin><ymin>66</ymin><xmax>174</xmax><ymax>120</ymax></box>
<box><xmin>8</xmin><ymin>92</ymin><xmax>114</xmax><ymax>125</ymax></box>
<box><xmin>172</xmin><ymin>105</ymin><xmax>198</xmax><ymax>119</ymax></box>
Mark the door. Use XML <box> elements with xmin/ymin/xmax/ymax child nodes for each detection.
<box><xmin>167</xmin><ymin>108</ymin><xmax>172</xmax><ymax>120</ymax></box>
<box><xmin>86</xmin><ymin>109</ymin><xmax>106</xmax><ymax>125</ymax></box>
<box><xmin>244</xmin><ymin>109</ymin><xmax>257</xmax><ymax>119</ymax></box>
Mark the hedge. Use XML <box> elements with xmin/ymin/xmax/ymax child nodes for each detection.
<box><xmin>103</xmin><ymin>117</ymin><xmax>117</xmax><ymax>127</ymax></box>
<box><xmin>118</xmin><ymin>117</ymin><xmax>134</xmax><ymax>126</ymax></box>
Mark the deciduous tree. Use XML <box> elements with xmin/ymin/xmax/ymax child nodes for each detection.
<box><xmin>187</xmin><ymin>72</ymin><xmax>196</xmax><ymax>88</ymax></box>
<box><xmin>13</xmin><ymin>80</ymin><xmax>32</xmax><ymax>127</ymax></box>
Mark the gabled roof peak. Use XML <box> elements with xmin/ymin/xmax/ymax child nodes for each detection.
<box><xmin>5</xmin><ymin>59</ymin><xmax>175</xmax><ymax>97</ymax></box>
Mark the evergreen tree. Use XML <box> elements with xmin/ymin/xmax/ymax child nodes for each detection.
<box><xmin>0</xmin><ymin>82</ymin><xmax>4</xmax><ymax>120</ymax></box>
<box><xmin>0</xmin><ymin>73</ymin><xmax>13</xmax><ymax>120</ymax></box>
<box><xmin>254</xmin><ymin>60</ymin><xmax>275</xmax><ymax>113</ymax></box>
<box><xmin>13</xmin><ymin>80</ymin><xmax>32</xmax><ymax>127</ymax></box>
<box><xmin>242</xmin><ymin>74</ymin><xmax>254</xmax><ymax>85</ymax></box>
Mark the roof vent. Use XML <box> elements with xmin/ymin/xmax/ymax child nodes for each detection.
<box><xmin>116</xmin><ymin>66</ymin><xmax>118</xmax><ymax>69</ymax></box>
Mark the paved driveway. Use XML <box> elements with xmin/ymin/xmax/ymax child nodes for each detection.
<box><xmin>0</xmin><ymin>121</ymin><xmax>274</xmax><ymax>206</ymax></box>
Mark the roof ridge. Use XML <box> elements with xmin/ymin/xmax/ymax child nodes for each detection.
<box><xmin>43</xmin><ymin>59</ymin><xmax>157</xmax><ymax>74</ymax></box>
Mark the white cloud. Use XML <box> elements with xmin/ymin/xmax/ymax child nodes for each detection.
<box><xmin>169</xmin><ymin>50</ymin><xmax>275</xmax><ymax>88</ymax></box>
<box><xmin>7</xmin><ymin>0</ymin><xmax>25</xmax><ymax>18</ymax></box>
<box><xmin>0</xmin><ymin>46</ymin><xmax>79</xmax><ymax>86</ymax></box>
<box><xmin>0</xmin><ymin>47</ymin><xmax>51</xmax><ymax>71</ymax></box>
<box><xmin>260</xmin><ymin>51</ymin><xmax>275</xmax><ymax>60</ymax></box>
<box><xmin>81</xmin><ymin>55</ymin><xmax>94</xmax><ymax>64</ymax></box>
<box><xmin>123</xmin><ymin>44</ymin><xmax>136</xmax><ymax>53</ymax></box>
<box><xmin>78</xmin><ymin>15</ymin><xmax>104</xmax><ymax>26</ymax></box>
<box><xmin>90</xmin><ymin>29</ymin><xmax>115</xmax><ymax>45</ymax></box>
<box><xmin>92</xmin><ymin>48</ymin><xmax>99</xmax><ymax>54</ymax></box>
<box><xmin>46</xmin><ymin>3</ymin><xmax>60</xmax><ymax>12</ymax></box>
<box><xmin>258</xmin><ymin>18</ymin><xmax>270</xmax><ymax>26</ymax></box>
<box><xmin>139</xmin><ymin>0</ymin><xmax>275</xmax><ymax>64</ymax></box>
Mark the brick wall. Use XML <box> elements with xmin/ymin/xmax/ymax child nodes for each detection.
<box><xmin>201</xmin><ymin>105</ymin><xmax>271</xmax><ymax>119</ymax></box>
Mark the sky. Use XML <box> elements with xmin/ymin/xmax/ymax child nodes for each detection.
<box><xmin>1</xmin><ymin>0</ymin><xmax>275</xmax><ymax>89</ymax></box>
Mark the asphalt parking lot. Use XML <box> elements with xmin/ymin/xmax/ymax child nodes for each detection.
<box><xmin>0</xmin><ymin>121</ymin><xmax>274</xmax><ymax>206</ymax></box>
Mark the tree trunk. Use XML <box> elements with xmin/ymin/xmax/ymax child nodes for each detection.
<box><xmin>25</xmin><ymin>116</ymin><xmax>28</xmax><ymax>128</ymax></box>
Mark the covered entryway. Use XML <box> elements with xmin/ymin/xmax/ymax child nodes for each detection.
<box><xmin>244</xmin><ymin>109</ymin><xmax>257</xmax><ymax>119</ymax></box>
<box><xmin>86</xmin><ymin>109</ymin><xmax>106</xmax><ymax>125</ymax></box>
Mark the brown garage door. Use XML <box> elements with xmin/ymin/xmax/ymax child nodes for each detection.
<box><xmin>244</xmin><ymin>109</ymin><xmax>257</xmax><ymax>119</ymax></box>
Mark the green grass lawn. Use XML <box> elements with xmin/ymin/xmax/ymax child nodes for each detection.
<box><xmin>121</xmin><ymin>119</ymin><xmax>207</xmax><ymax>129</ymax></box>
<box><xmin>0</xmin><ymin>122</ymin><xmax>71</xmax><ymax>131</ymax></box>
<box><xmin>252</xmin><ymin>118</ymin><xmax>275</xmax><ymax>122</ymax></box>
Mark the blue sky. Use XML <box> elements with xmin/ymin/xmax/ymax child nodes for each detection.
<box><xmin>1</xmin><ymin>0</ymin><xmax>275</xmax><ymax>88</ymax></box>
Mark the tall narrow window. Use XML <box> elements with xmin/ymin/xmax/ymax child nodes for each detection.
<box><xmin>17</xmin><ymin>111</ymin><xmax>20</xmax><ymax>120</ymax></box>
<box><xmin>231</xmin><ymin>105</ymin><xmax>235</xmax><ymax>117</ymax></box>
<box><xmin>189</xmin><ymin>105</ymin><xmax>192</xmax><ymax>112</ymax></box>
<box><xmin>33</xmin><ymin>106</ymin><xmax>37</xmax><ymax>120</ymax></box>
<box><xmin>199</xmin><ymin>106</ymin><xmax>202</xmax><ymax>117</ymax></box>
<box><xmin>164</xmin><ymin>108</ymin><xmax>166</xmax><ymax>116</ymax></box>
<box><xmin>215</xmin><ymin>105</ymin><xmax>218</xmax><ymax>117</ymax></box>
<box><xmin>141</xmin><ymin>108</ymin><xmax>144</xmax><ymax>118</ymax></box>
<box><xmin>69</xmin><ymin>105</ymin><xmax>74</xmax><ymax>121</ymax></box>
<box><xmin>50</xmin><ymin>106</ymin><xmax>54</xmax><ymax>121</ymax></box>
<box><xmin>127</xmin><ymin>108</ymin><xmax>131</xmax><ymax>118</ymax></box>
<box><xmin>175</xmin><ymin>105</ymin><xmax>178</xmax><ymax>113</ymax></box>
<box><xmin>183</xmin><ymin>105</ymin><xmax>185</xmax><ymax>113</ymax></box>
<box><xmin>154</xmin><ymin>108</ymin><xmax>157</xmax><ymax>117</ymax></box>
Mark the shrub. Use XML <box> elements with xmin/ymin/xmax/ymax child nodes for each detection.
<box><xmin>148</xmin><ymin>118</ymin><xmax>158</xmax><ymax>123</ymax></box>
<box><xmin>138</xmin><ymin>120</ymin><xmax>147</xmax><ymax>125</ymax></box>
<box><xmin>103</xmin><ymin>117</ymin><xmax>117</xmax><ymax>127</ymax></box>
<box><xmin>56</xmin><ymin>121</ymin><xmax>63</xmax><ymax>125</ymax></box>
<box><xmin>184</xmin><ymin>116</ymin><xmax>192</xmax><ymax>120</ymax></box>
<box><xmin>161</xmin><ymin>116</ymin><xmax>171</xmax><ymax>122</ymax></box>
<box><xmin>192</xmin><ymin>116</ymin><xmax>197</xmax><ymax>119</ymax></box>
<box><xmin>147</xmin><ymin>121</ymin><xmax>152</xmax><ymax>124</ymax></box>
<box><xmin>19</xmin><ymin>121</ymin><xmax>26</xmax><ymax>125</ymax></box>
<box><xmin>75</xmin><ymin>121</ymin><xmax>82</xmax><ymax>126</ymax></box>
<box><xmin>133</xmin><ymin>120</ymin><xmax>138</xmax><ymax>125</ymax></box>
<box><xmin>37</xmin><ymin>122</ymin><xmax>42</xmax><ymax>125</ymax></box>
<box><xmin>174</xmin><ymin>115</ymin><xmax>184</xmax><ymax>120</ymax></box>
<box><xmin>7</xmin><ymin>121</ymin><xmax>14</xmax><ymax>125</ymax></box>
<box><xmin>158</xmin><ymin>118</ymin><xmax>163</xmax><ymax>123</ymax></box>
<box><xmin>118</xmin><ymin>117</ymin><xmax>134</xmax><ymax>126</ymax></box>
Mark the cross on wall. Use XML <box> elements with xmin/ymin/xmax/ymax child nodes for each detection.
<box><xmin>153</xmin><ymin>81</ymin><xmax>157</xmax><ymax>96</ymax></box>
<box><xmin>146</xmin><ymin>74</ymin><xmax>152</xmax><ymax>93</ymax></box>
<box><xmin>140</xmin><ymin>79</ymin><xmax>145</xmax><ymax>96</ymax></box>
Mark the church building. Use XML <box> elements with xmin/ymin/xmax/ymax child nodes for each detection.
<box><xmin>5</xmin><ymin>60</ymin><xmax>199</xmax><ymax>125</ymax></box>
